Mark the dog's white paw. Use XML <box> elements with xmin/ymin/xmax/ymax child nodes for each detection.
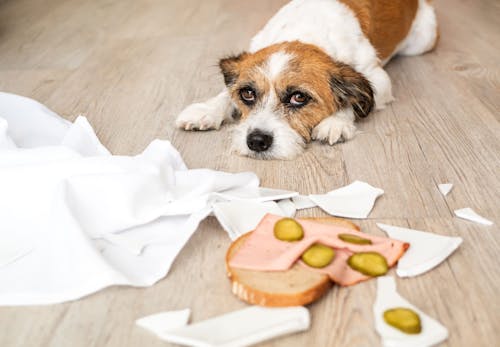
<box><xmin>175</xmin><ymin>103</ymin><xmax>223</xmax><ymax>131</ymax></box>
<box><xmin>312</xmin><ymin>114</ymin><xmax>357</xmax><ymax>145</ymax></box>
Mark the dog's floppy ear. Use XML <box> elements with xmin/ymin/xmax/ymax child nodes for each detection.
<box><xmin>219</xmin><ymin>52</ymin><xmax>248</xmax><ymax>87</ymax></box>
<box><xmin>330</xmin><ymin>64</ymin><xmax>374</xmax><ymax>118</ymax></box>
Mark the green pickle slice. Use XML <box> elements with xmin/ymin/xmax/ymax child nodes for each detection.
<box><xmin>301</xmin><ymin>244</ymin><xmax>335</xmax><ymax>268</ymax></box>
<box><xmin>347</xmin><ymin>252</ymin><xmax>388</xmax><ymax>276</ymax></box>
<box><xmin>273</xmin><ymin>218</ymin><xmax>304</xmax><ymax>241</ymax></box>
<box><xmin>383</xmin><ymin>308</ymin><xmax>422</xmax><ymax>334</ymax></box>
<box><xmin>338</xmin><ymin>233</ymin><xmax>372</xmax><ymax>245</ymax></box>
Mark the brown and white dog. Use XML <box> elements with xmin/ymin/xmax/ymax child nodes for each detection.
<box><xmin>176</xmin><ymin>0</ymin><xmax>438</xmax><ymax>159</ymax></box>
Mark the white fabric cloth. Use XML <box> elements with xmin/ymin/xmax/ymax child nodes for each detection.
<box><xmin>0</xmin><ymin>92</ymin><xmax>260</xmax><ymax>305</ymax></box>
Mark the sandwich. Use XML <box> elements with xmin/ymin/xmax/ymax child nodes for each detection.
<box><xmin>226</xmin><ymin>214</ymin><xmax>409</xmax><ymax>306</ymax></box>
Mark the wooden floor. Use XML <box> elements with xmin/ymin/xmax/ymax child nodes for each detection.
<box><xmin>1</xmin><ymin>0</ymin><xmax>499</xmax><ymax>346</ymax></box>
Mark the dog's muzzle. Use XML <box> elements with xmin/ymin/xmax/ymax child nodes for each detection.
<box><xmin>246</xmin><ymin>130</ymin><xmax>273</xmax><ymax>152</ymax></box>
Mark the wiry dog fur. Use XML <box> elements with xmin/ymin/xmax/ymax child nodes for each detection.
<box><xmin>176</xmin><ymin>0</ymin><xmax>438</xmax><ymax>159</ymax></box>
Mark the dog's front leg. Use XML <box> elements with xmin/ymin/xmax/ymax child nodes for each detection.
<box><xmin>367</xmin><ymin>66</ymin><xmax>394</xmax><ymax>110</ymax></box>
<box><xmin>311</xmin><ymin>108</ymin><xmax>357</xmax><ymax>145</ymax></box>
<box><xmin>175</xmin><ymin>90</ymin><xmax>234</xmax><ymax>131</ymax></box>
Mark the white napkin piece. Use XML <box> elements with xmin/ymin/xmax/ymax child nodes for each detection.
<box><xmin>309</xmin><ymin>181</ymin><xmax>384</xmax><ymax>219</ymax></box>
<box><xmin>374</xmin><ymin>276</ymin><xmax>448</xmax><ymax>347</ymax></box>
<box><xmin>0</xmin><ymin>92</ymin><xmax>260</xmax><ymax>305</ymax></box>
<box><xmin>437</xmin><ymin>183</ymin><xmax>453</xmax><ymax>196</ymax></box>
<box><xmin>136</xmin><ymin>309</ymin><xmax>191</xmax><ymax>337</ymax></box>
<box><xmin>212</xmin><ymin>200</ymin><xmax>285</xmax><ymax>240</ymax></box>
<box><xmin>214</xmin><ymin>186</ymin><xmax>297</xmax><ymax>202</ymax></box>
<box><xmin>291</xmin><ymin>195</ymin><xmax>317</xmax><ymax>210</ymax></box>
<box><xmin>277</xmin><ymin>199</ymin><xmax>297</xmax><ymax>217</ymax></box>
<box><xmin>454</xmin><ymin>208</ymin><xmax>493</xmax><ymax>226</ymax></box>
<box><xmin>159</xmin><ymin>306</ymin><xmax>310</xmax><ymax>347</ymax></box>
<box><xmin>377</xmin><ymin>223</ymin><xmax>463</xmax><ymax>277</ymax></box>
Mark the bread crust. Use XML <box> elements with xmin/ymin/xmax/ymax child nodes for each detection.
<box><xmin>225</xmin><ymin>217</ymin><xmax>360</xmax><ymax>307</ymax></box>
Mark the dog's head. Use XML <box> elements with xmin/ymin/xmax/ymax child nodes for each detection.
<box><xmin>220</xmin><ymin>41</ymin><xmax>374</xmax><ymax>159</ymax></box>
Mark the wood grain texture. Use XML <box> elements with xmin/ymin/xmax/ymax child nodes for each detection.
<box><xmin>0</xmin><ymin>0</ymin><xmax>499</xmax><ymax>346</ymax></box>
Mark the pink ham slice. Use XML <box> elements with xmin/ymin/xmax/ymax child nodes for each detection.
<box><xmin>228</xmin><ymin>214</ymin><xmax>409</xmax><ymax>286</ymax></box>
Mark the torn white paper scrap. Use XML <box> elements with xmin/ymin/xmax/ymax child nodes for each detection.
<box><xmin>212</xmin><ymin>200</ymin><xmax>284</xmax><ymax>240</ymax></box>
<box><xmin>136</xmin><ymin>309</ymin><xmax>191</xmax><ymax>337</ymax></box>
<box><xmin>374</xmin><ymin>277</ymin><xmax>448</xmax><ymax>347</ymax></box>
<box><xmin>291</xmin><ymin>195</ymin><xmax>317</xmax><ymax>210</ymax></box>
<box><xmin>277</xmin><ymin>199</ymin><xmax>297</xmax><ymax>217</ymax></box>
<box><xmin>377</xmin><ymin>223</ymin><xmax>463</xmax><ymax>277</ymax></box>
<box><xmin>438</xmin><ymin>183</ymin><xmax>453</xmax><ymax>196</ymax></box>
<box><xmin>454</xmin><ymin>208</ymin><xmax>493</xmax><ymax>226</ymax></box>
<box><xmin>309</xmin><ymin>181</ymin><xmax>384</xmax><ymax>219</ymax></box>
<box><xmin>214</xmin><ymin>187</ymin><xmax>297</xmax><ymax>203</ymax></box>
<box><xmin>160</xmin><ymin>306</ymin><xmax>310</xmax><ymax>347</ymax></box>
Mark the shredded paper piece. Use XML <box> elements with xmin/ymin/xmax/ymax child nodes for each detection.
<box><xmin>309</xmin><ymin>181</ymin><xmax>384</xmax><ymax>219</ymax></box>
<box><xmin>291</xmin><ymin>195</ymin><xmax>317</xmax><ymax>210</ymax></box>
<box><xmin>374</xmin><ymin>277</ymin><xmax>448</xmax><ymax>347</ymax></box>
<box><xmin>437</xmin><ymin>183</ymin><xmax>453</xmax><ymax>196</ymax></box>
<box><xmin>277</xmin><ymin>199</ymin><xmax>297</xmax><ymax>217</ymax></box>
<box><xmin>212</xmin><ymin>200</ymin><xmax>285</xmax><ymax>240</ymax></box>
<box><xmin>377</xmin><ymin>223</ymin><xmax>462</xmax><ymax>277</ymax></box>
<box><xmin>154</xmin><ymin>306</ymin><xmax>310</xmax><ymax>347</ymax></box>
<box><xmin>136</xmin><ymin>309</ymin><xmax>191</xmax><ymax>337</ymax></box>
<box><xmin>454</xmin><ymin>208</ymin><xmax>493</xmax><ymax>226</ymax></box>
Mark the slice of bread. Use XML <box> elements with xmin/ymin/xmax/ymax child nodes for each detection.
<box><xmin>225</xmin><ymin>217</ymin><xmax>360</xmax><ymax>307</ymax></box>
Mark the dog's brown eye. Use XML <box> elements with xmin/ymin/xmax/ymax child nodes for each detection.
<box><xmin>240</xmin><ymin>88</ymin><xmax>256</xmax><ymax>103</ymax></box>
<box><xmin>290</xmin><ymin>92</ymin><xmax>308</xmax><ymax>106</ymax></box>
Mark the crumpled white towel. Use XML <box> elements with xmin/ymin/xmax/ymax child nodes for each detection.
<box><xmin>0</xmin><ymin>92</ymin><xmax>259</xmax><ymax>306</ymax></box>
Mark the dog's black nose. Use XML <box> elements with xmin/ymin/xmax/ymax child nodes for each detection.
<box><xmin>247</xmin><ymin>130</ymin><xmax>273</xmax><ymax>152</ymax></box>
